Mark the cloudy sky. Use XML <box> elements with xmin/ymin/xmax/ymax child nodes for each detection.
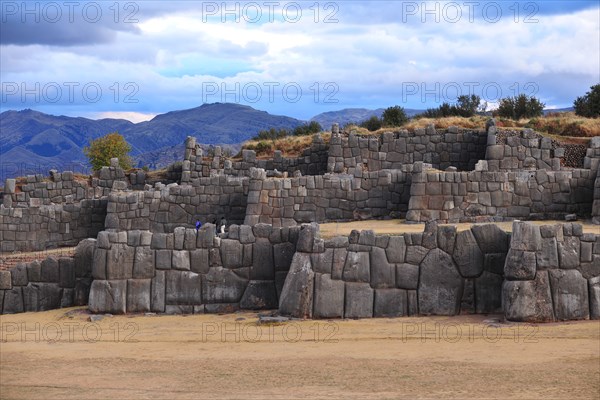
<box><xmin>1</xmin><ymin>1</ymin><xmax>599</xmax><ymax>121</ymax></box>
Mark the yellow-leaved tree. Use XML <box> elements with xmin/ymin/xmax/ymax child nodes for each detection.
<box><xmin>83</xmin><ymin>132</ymin><xmax>132</xmax><ymax>171</ymax></box>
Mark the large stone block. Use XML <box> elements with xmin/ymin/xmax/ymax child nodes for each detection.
<box><xmin>240</xmin><ymin>280</ymin><xmax>278</xmax><ymax>310</ymax></box>
<box><xmin>59</xmin><ymin>258</ymin><xmax>76</xmax><ymax>288</ymax></box>
<box><xmin>504</xmin><ymin>249</ymin><xmax>536</xmax><ymax>280</ymax></box>
<box><xmin>23</xmin><ymin>283</ymin><xmax>63</xmax><ymax>312</ymax></box>
<box><xmin>155</xmin><ymin>249</ymin><xmax>172</xmax><ymax>270</ymax></box>
<box><xmin>40</xmin><ymin>257</ymin><xmax>60</xmax><ymax>283</ymax></box>
<box><xmin>0</xmin><ymin>271</ymin><xmax>12</xmax><ymax>290</ymax></box>
<box><xmin>474</xmin><ymin>271</ymin><xmax>503</xmax><ymax>313</ymax></box>
<box><xmin>190</xmin><ymin>249</ymin><xmax>209</xmax><ymax>274</ymax></box>
<box><xmin>126</xmin><ymin>279</ymin><xmax>151</xmax><ymax>313</ymax></box>
<box><xmin>437</xmin><ymin>225</ymin><xmax>457</xmax><ymax>255</ymax></box>
<box><xmin>344</xmin><ymin>282</ymin><xmax>374</xmax><ymax>318</ymax></box>
<box><xmin>471</xmin><ymin>224</ymin><xmax>509</xmax><ymax>254</ymax></box>
<box><xmin>374</xmin><ymin>288</ymin><xmax>408</xmax><ymax>318</ymax></box>
<box><xmin>106</xmin><ymin>244</ymin><xmax>134</xmax><ymax>280</ymax></box>
<box><xmin>590</xmin><ymin>277</ymin><xmax>600</xmax><ymax>320</ymax></box>
<box><xmin>405</xmin><ymin>245</ymin><xmax>428</xmax><ymax>265</ymax></box>
<box><xmin>312</xmin><ymin>273</ymin><xmax>344</xmax><ymax>319</ymax></box>
<box><xmin>311</xmin><ymin>248</ymin><xmax>333</xmax><ymax>274</ymax></box>
<box><xmin>133</xmin><ymin>246</ymin><xmax>155</xmax><ymax>279</ymax></box>
<box><xmin>548</xmin><ymin>269</ymin><xmax>589</xmax><ymax>320</ymax></box>
<box><xmin>92</xmin><ymin>248</ymin><xmax>107</xmax><ymax>280</ymax></box>
<box><xmin>172</xmin><ymin>250</ymin><xmax>191</xmax><ymax>271</ymax></box>
<box><xmin>502</xmin><ymin>271</ymin><xmax>554</xmax><ymax>322</ymax></box>
<box><xmin>11</xmin><ymin>263</ymin><xmax>28</xmax><ymax>286</ymax></box>
<box><xmin>278</xmin><ymin>253</ymin><xmax>314</xmax><ymax>318</ymax></box>
<box><xmin>385</xmin><ymin>236</ymin><xmax>406</xmax><ymax>263</ymax></box>
<box><xmin>274</xmin><ymin>242</ymin><xmax>296</xmax><ymax>271</ymax></box>
<box><xmin>511</xmin><ymin>222</ymin><xmax>542</xmax><ymax>252</ymax></box>
<box><xmin>453</xmin><ymin>230</ymin><xmax>484</xmax><ymax>278</ymax></box>
<box><xmin>558</xmin><ymin>236</ymin><xmax>581</xmax><ymax>269</ymax></box>
<box><xmin>220</xmin><ymin>239</ymin><xmax>243</xmax><ymax>269</ymax></box>
<box><xmin>418</xmin><ymin>249</ymin><xmax>463</xmax><ymax>315</ymax></box>
<box><xmin>252</xmin><ymin>239</ymin><xmax>274</xmax><ymax>280</ymax></box>
<box><xmin>370</xmin><ymin>247</ymin><xmax>395</xmax><ymax>288</ymax></box>
<box><xmin>88</xmin><ymin>280</ymin><xmax>127</xmax><ymax>314</ymax></box>
<box><xmin>202</xmin><ymin>267</ymin><xmax>247</xmax><ymax>304</ymax></box>
<box><xmin>151</xmin><ymin>270</ymin><xmax>165</xmax><ymax>313</ymax></box>
<box><xmin>396</xmin><ymin>263</ymin><xmax>419</xmax><ymax>290</ymax></box>
<box><xmin>332</xmin><ymin>248</ymin><xmax>347</xmax><ymax>280</ymax></box>
<box><xmin>74</xmin><ymin>238</ymin><xmax>96</xmax><ymax>278</ymax></box>
<box><xmin>536</xmin><ymin>238</ymin><xmax>559</xmax><ymax>269</ymax></box>
<box><xmin>166</xmin><ymin>270</ymin><xmax>202</xmax><ymax>305</ymax></box>
<box><xmin>2</xmin><ymin>287</ymin><xmax>23</xmax><ymax>314</ymax></box>
<box><xmin>483</xmin><ymin>253</ymin><xmax>506</xmax><ymax>275</ymax></box>
<box><xmin>342</xmin><ymin>252</ymin><xmax>370</xmax><ymax>283</ymax></box>
<box><xmin>73</xmin><ymin>277</ymin><xmax>92</xmax><ymax>306</ymax></box>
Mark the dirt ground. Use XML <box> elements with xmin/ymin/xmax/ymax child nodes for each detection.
<box><xmin>319</xmin><ymin>219</ymin><xmax>600</xmax><ymax>238</ymax></box>
<box><xmin>1</xmin><ymin>308</ymin><xmax>598</xmax><ymax>399</ymax></box>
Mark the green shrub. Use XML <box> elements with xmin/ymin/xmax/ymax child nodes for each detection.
<box><xmin>574</xmin><ymin>84</ymin><xmax>600</xmax><ymax>118</ymax></box>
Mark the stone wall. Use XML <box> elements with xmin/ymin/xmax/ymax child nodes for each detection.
<box><xmin>104</xmin><ymin>177</ymin><xmax>249</xmax><ymax>233</ymax></box>
<box><xmin>243</xmin><ymin>168</ymin><xmax>411</xmax><ymax>227</ymax></box>
<box><xmin>0</xmin><ymin>240</ymin><xmax>95</xmax><ymax>314</ymax></box>
<box><xmin>279</xmin><ymin>222</ymin><xmax>509</xmax><ymax>318</ymax></box>
<box><xmin>593</xmin><ymin>171</ymin><xmax>600</xmax><ymax>224</ymax></box>
<box><xmin>406</xmin><ymin>163</ymin><xmax>596</xmax><ymax>223</ymax></box>
<box><xmin>503</xmin><ymin>222</ymin><xmax>600</xmax><ymax>322</ymax></box>
<box><xmin>327</xmin><ymin>126</ymin><xmax>488</xmax><ymax>174</ymax></box>
<box><xmin>0</xmin><ymin>199</ymin><xmax>107</xmax><ymax>252</ymax></box>
<box><xmin>87</xmin><ymin>224</ymin><xmax>299</xmax><ymax>314</ymax></box>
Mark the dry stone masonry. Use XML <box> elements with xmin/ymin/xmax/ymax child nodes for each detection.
<box><xmin>1</xmin><ymin>121</ymin><xmax>599</xmax><ymax>323</ymax></box>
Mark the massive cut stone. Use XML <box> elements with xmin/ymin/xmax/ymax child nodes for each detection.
<box><xmin>311</xmin><ymin>248</ymin><xmax>333</xmax><ymax>274</ymax></box>
<box><xmin>296</xmin><ymin>223</ymin><xmax>317</xmax><ymax>253</ymax></box>
<box><xmin>483</xmin><ymin>253</ymin><xmax>506</xmax><ymax>275</ymax></box>
<box><xmin>418</xmin><ymin>249</ymin><xmax>464</xmax><ymax>316</ymax></box>
<box><xmin>126</xmin><ymin>279</ymin><xmax>151</xmax><ymax>313</ymax></box>
<box><xmin>558</xmin><ymin>236</ymin><xmax>580</xmax><ymax>269</ymax></box>
<box><xmin>511</xmin><ymin>222</ymin><xmax>542</xmax><ymax>252</ymax></box>
<box><xmin>172</xmin><ymin>250</ymin><xmax>191</xmax><ymax>271</ymax></box>
<box><xmin>23</xmin><ymin>283</ymin><xmax>63</xmax><ymax>312</ymax></box>
<box><xmin>405</xmin><ymin>246</ymin><xmax>428</xmax><ymax>265</ymax></box>
<box><xmin>221</xmin><ymin>239</ymin><xmax>243</xmax><ymax>269</ymax></box>
<box><xmin>437</xmin><ymin>225</ymin><xmax>457</xmax><ymax>255</ymax></box>
<box><xmin>251</xmin><ymin>239</ymin><xmax>274</xmax><ymax>280</ymax></box>
<box><xmin>274</xmin><ymin>242</ymin><xmax>296</xmax><ymax>271</ymax></box>
<box><xmin>344</xmin><ymin>282</ymin><xmax>374</xmax><ymax>318</ymax></box>
<box><xmin>11</xmin><ymin>263</ymin><xmax>28</xmax><ymax>286</ymax></box>
<box><xmin>590</xmin><ymin>277</ymin><xmax>600</xmax><ymax>320</ymax></box>
<box><xmin>548</xmin><ymin>269</ymin><xmax>589</xmax><ymax>320</ymax></box>
<box><xmin>313</xmin><ymin>273</ymin><xmax>344</xmax><ymax>319</ymax></box>
<box><xmin>396</xmin><ymin>264</ymin><xmax>419</xmax><ymax>290</ymax></box>
<box><xmin>0</xmin><ymin>271</ymin><xmax>11</xmax><ymax>290</ymax></box>
<box><xmin>370</xmin><ymin>247</ymin><xmax>395</xmax><ymax>288</ymax></box>
<box><xmin>502</xmin><ymin>270</ymin><xmax>554</xmax><ymax>322</ymax></box>
<box><xmin>202</xmin><ymin>267</ymin><xmax>247</xmax><ymax>304</ymax></box>
<box><xmin>2</xmin><ymin>287</ymin><xmax>24</xmax><ymax>314</ymax></box>
<box><xmin>59</xmin><ymin>258</ymin><xmax>75</xmax><ymax>288</ymax></box>
<box><xmin>332</xmin><ymin>248</ymin><xmax>347</xmax><ymax>280</ymax></box>
<box><xmin>151</xmin><ymin>270</ymin><xmax>165</xmax><ymax>313</ymax></box>
<box><xmin>374</xmin><ymin>288</ymin><xmax>408</xmax><ymax>317</ymax></box>
<box><xmin>504</xmin><ymin>249</ymin><xmax>536</xmax><ymax>280</ymax></box>
<box><xmin>240</xmin><ymin>280</ymin><xmax>278</xmax><ymax>310</ymax></box>
<box><xmin>278</xmin><ymin>253</ymin><xmax>314</xmax><ymax>318</ymax></box>
<box><xmin>40</xmin><ymin>257</ymin><xmax>60</xmax><ymax>283</ymax></box>
<box><xmin>73</xmin><ymin>278</ymin><xmax>91</xmax><ymax>306</ymax></box>
<box><xmin>190</xmin><ymin>249</ymin><xmax>209</xmax><ymax>274</ymax></box>
<box><xmin>453</xmin><ymin>230</ymin><xmax>484</xmax><ymax>278</ymax></box>
<box><xmin>385</xmin><ymin>236</ymin><xmax>406</xmax><ymax>263</ymax></box>
<box><xmin>88</xmin><ymin>280</ymin><xmax>127</xmax><ymax>314</ymax></box>
<box><xmin>536</xmin><ymin>238</ymin><xmax>559</xmax><ymax>269</ymax></box>
<box><xmin>471</xmin><ymin>224</ymin><xmax>509</xmax><ymax>254</ymax></box>
<box><xmin>106</xmin><ymin>244</ymin><xmax>134</xmax><ymax>280</ymax></box>
<box><xmin>166</xmin><ymin>270</ymin><xmax>202</xmax><ymax>305</ymax></box>
<box><xmin>133</xmin><ymin>246</ymin><xmax>155</xmax><ymax>279</ymax></box>
<box><xmin>74</xmin><ymin>238</ymin><xmax>95</xmax><ymax>278</ymax></box>
<box><xmin>342</xmin><ymin>252</ymin><xmax>370</xmax><ymax>283</ymax></box>
<box><xmin>92</xmin><ymin>248</ymin><xmax>107</xmax><ymax>280</ymax></box>
<box><xmin>474</xmin><ymin>271</ymin><xmax>503</xmax><ymax>313</ymax></box>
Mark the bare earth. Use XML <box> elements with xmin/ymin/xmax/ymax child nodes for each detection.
<box><xmin>1</xmin><ymin>309</ymin><xmax>599</xmax><ymax>399</ymax></box>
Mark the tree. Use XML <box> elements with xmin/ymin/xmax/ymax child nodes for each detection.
<box><xmin>497</xmin><ymin>94</ymin><xmax>545</xmax><ymax>120</ymax></box>
<box><xmin>253</xmin><ymin>127</ymin><xmax>289</xmax><ymax>141</ymax></box>
<box><xmin>382</xmin><ymin>106</ymin><xmax>408</xmax><ymax>127</ymax></box>
<box><xmin>83</xmin><ymin>132</ymin><xmax>132</xmax><ymax>171</ymax></box>
<box><xmin>456</xmin><ymin>94</ymin><xmax>481</xmax><ymax>117</ymax></box>
<box><xmin>360</xmin><ymin>115</ymin><xmax>382</xmax><ymax>131</ymax></box>
<box><xmin>574</xmin><ymin>84</ymin><xmax>600</xmax><ymax>118</ymax></box>
<box><xmin>293</xmin><ymin>121</ymin><xmax>322</xmax><ymax>136</ymax></box>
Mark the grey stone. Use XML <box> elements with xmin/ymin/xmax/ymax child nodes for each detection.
<box><xmin>2</xmin><ymin>287</ymin><xmax>23</xmax><ymax>314</ymax></box>
<box><xmin>202</xmin><ymin>267</ymin><xmax>247</xmax><ymax>304</ymax></box>
<box><xmin>190</xmin><ymin>249</ymin><xmax>210</xmax><ymax>274</ymax></box>
<box><xmin>471</xmin><ymin>224</ymin><xmax>509</xmax><ymax>253</ymax></box>
<box><xmin>27</xmin><ymin>261</ymin><xmax>41</xmax><ymax>282</ymax></box>
<box><xmin>151</xmin><ymin>270</ymin><xmax>165</xmax><ymax>313</ymax></box>
<box><xmin>172</xmin><ymin>250</ymin><xmax>191</xmax><ymax>271</ymax></box>
<box><xmin>253</xmin><ymin>223</ymin><xmax>273</xmax><ymax>238</ymax></box>
<box><xmin>405</xmin><ymin>245</ymin><xmax>428</xmax><ymax>265</ymax></box>
<box><xmin>374</xmin><ymin>288</ymin><xmax>408</xmax><ymax>317</ymax></box>
<box><xmin>536</xmin><ymin>238</ymin><xmax>559</xmax><ymax>269</ymax></box>
<box><xmin>220</xmin><ymin>239</ymin><xmax>243</xmax><ymax>269</ymax></box>
<box><xmin>332</xmin><ymin>248</ymin><xmax>347</xmax><ymax>280</ymax></box>
<box><xmin>344</xmin><ymin>282</ymin><xmax>374</xmax><ymax>318</ymax></box>
<box><xmin>370</xmin><ymin>247</ymin><xmax>395</xmax><ymax>288</ymax></box>
<box><xmin>133</xmin><ymin>246</ymin><xmax>155</xmax><ymax>279</ymax></box>
<box><xmin>313</xmin><ymin>273</ymin><xmax>344</xmax><ymax>318</ymax></box>
<box><xmin>274</xmin><ymin>242</ymin><xmax>296</xmax><ymax>271</ymax></box>
<box><xmin>418</xmin><ymin>249</ymin><xmax>463</xmax><ymax>316</ymax></box>
<box><xmin>278</xmin><ymin>253</ymin><xmax>314</xmax><ymax>318</ymax></box>
<box><xmin>453</xmin><ymin>230</ymin><xmax>484</xmax><ymax>278</ymax></box>
<box><xmin>252</xmin><ymin>239</ymin><xmax>274</xmax><ymax>280</ymax></box>
<box><xmin>239</xmin><ymin>225</ymin><xmax>256</xmax><ymax>244</ymax></box>
<box><xmin>296</xmin><ymin>224</ymin><xmax>317</xmax><ymax>252</ymax></box>
<box><xmin>106</xmin><ymin>244</ymin><xmax>134</xmax><ymax>280</ymax></box>
<box><xmin>155</xmin><ymin>249</ymin><xmax>172</xmax><ymax>270</ymax></box>
<box><xmin>0</xmin><ymin>270</ymin><xmax>12</xmax><ymax>290</ymax></box>
<box><xmin>589</xmin><ymin>277</ymin><xmax>600</xmax><ymax>320</ymax></box>
<box><xmin>437</xmin><ymin>225</ymin><xmax>457</xmax><ymax>254</ymax></box>
<box><xmin>475</xmin><ymin>271</ymin><xmax>503</xmax><ymax>313</ymax></box>
<box><xmin>483</xmin><ymin>253</ymin><xmax>506</xmax><ymax>275</ymax></box>
<box><xmin>61</xmin><ymin>289</ymin><xmax>74</xmax><ymax>308</ymax></box>
<box><xmin>240</xmin><ymin>280</ymin><xmax>278</xmax><ymax>310</ymax></box>
<box><xmin>548</xmin><ymin>269</ymin><xmax>589</xmax><ymax>320</ymax></box>
<box><xmin>23</xmin><ymin>283</ymin><xmax>63</xmax><ymax>312</ymax></box>
<box><xmin>74</xmin><ymin>238</ymin><xmax>95</xmax><ymax>278</ymax></box>
<box><xmin>396</xmin><ymin>263</ymin><xmax>419</xmax><ymax>290</ymax></box>
<box><xmin>92</xmin><ymin>248</ymin><xmax>107</xmax><ymax>279</ymax></box>
<box><xmin>59</xmin><ymin>258</ymin><xmax>75</xmax><ymax>288</ymax></box>
<box><xmin>311</xmin><ymin>248</ymin><xmax>333</xmax><ymax>274</ymax></box>
<box><xmin>511</xmin><ymin>222</ymin><xmax>542</xmax><ymax>251</ymax></box>
<box><xmin>342</xmin><ymin>252</ymin><xmax>370</xmax><ymax>283</ymax></box>
<box><xmin>385</xmin><ymin>236</ymin><xmax>406</xmax><ymax>263</ymax></box>
<box><xmin>73</xmin><ymin>277</ymin><xmax>92</xmax><ymax>306</ymax></box>
<box><xmin>166</xmin><ymin>270</ymin><xmax>202</xmax><ymax>305</ymax></box>
<box><xmin>11</xmin><ymin>263</ymin><xmax>28</xmax><ymax>286</ymax></box>
<box><xmin>558</xmin><ymin>236</ymin><xmax>580</xmax><ymax>269</ymax></box>
<box><xmin>88</xmin><ymin>280</ymin><xmax>127</xmax><ymax>314</ymax></box>
<box><xmin>504</xmin><ymin>249</ymin><xmax>536</xmax><ymax>280</ymax></box>
<box><xmin>502</xmin><ymin>271</ymin><xmax>554</xmax><ymax>322</ymax></box>
<box><xmin>41</xmin><ymin>257</ymin><xmax>60</xmax><ymax>283</ymax></box>
<box><xmin>127</xmin><ymin>279</ymin><xmax>151</xmax><ymax>313</ymax></box>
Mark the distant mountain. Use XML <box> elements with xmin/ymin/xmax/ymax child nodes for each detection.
<box><xmin>310</xmin><ymin>107</ymin><xmax>423</xmax><ymax>128</ymax></box>
<box><xmin>0</xmin><ymin>103</ymin><xmax>304</xmax><ymax>181</ymax></box>
<box><xmin>543</xmin><ymin>107</ymin><xmax>574</xmax><ymax>115</ymax></box>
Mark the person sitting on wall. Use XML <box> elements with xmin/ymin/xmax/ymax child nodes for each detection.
<box><xmin>219</xmin><ymin>216</ymin><xmax>227</xmax><ymax>234</ymax></box>
<box><xmin>195</xmin><ymin>219</ymin><xmax>202</xmax><ymax>231</ymax></box>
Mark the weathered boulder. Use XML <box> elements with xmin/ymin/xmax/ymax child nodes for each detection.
<box><xmin>502</xmin><ymin>270</ymin><xmax>554</xmax><ymax>322</ymax></box>
<box><xmin>278</xmin><ymin>253</ymin><xmax>314</xmax><ymax>318</ymax></box>
<box><xmin>313</xmin><ymin>273</ymin><xmax>344</xmax><ymax>318</ymax></box>
<box><xmin>418</xmin><ymin>249</ymin><xmax>463</xmax><ymax>315</ymax></box>
<box><xmin>370</xmin><ymin>247</ymin><xmax>395</xmax><ymax>288</ymax></box>
<box><xmin>344</xmin><ymin>282</ymin><xmax>374</xmax><ymax>318</ymax></box>
<box><xmin>536</xmin><ymin>238</ymin><xmax>559</xmax><ymax>269</ymax></box>
<box><xmin>548</xmin><ymin>269</ymin><xmax>589</xmax><ymax>320</ymax></box>
<box><xmin>453</xmin><ymin>230</ymin><xmax>484</xmax><ymax>278</ymax></box>
<box><xmin>41</xmin><ymin>257</ymin><xmax>60</xmax><ymax>283</ymax></box>
<box><xmin>92</xmin><ymin>248</ymin><xmax>107</xmax><ymax>279</ymax></box>
<box><xmin>202</xmin><ymin>267</ymin><xmax>247</xmax><ymax>304</ymax></box>
<box><xmin>88</xmin><ymin>280</ymin><xmax>127</xmax><ymax>314</ymax></box>
<box><xmin>190</xmin><ymin>249</ymin><xmax>209</xmax><ymax>274</ymax></box>
<box><xmin>374</xmin><ymin>288</ymin><xmax>408</xmax><ymax>317</ymax></box>
<box><xmin>240</xmin><ymin>280</ymin><xmax>278</xmax><ymax>309</ymax></box>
